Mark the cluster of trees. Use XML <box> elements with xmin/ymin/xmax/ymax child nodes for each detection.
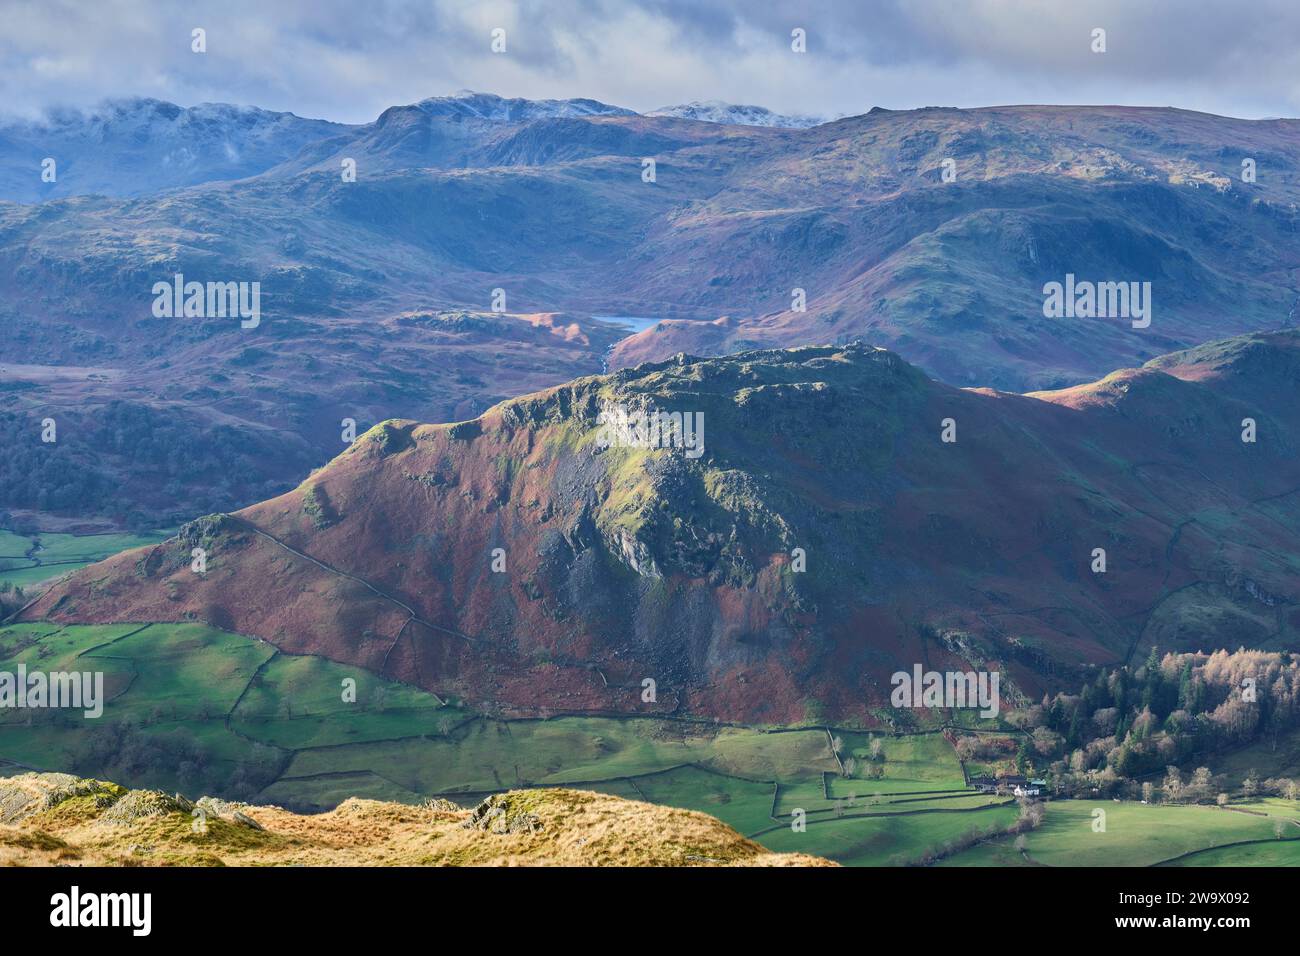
<box><xmin>899</xmin><ymin>797</ymin><xmax>1045</xmax><ymax>866</ymax></box>
<box><xmin>0</xmin><ymin>581</ymin><xmax>27</xmax><ymax>619</ymax></box>
<box><xmin>76</xmin><ymin>720</ymin><xmax>287</xmax><ymax>800</ymax></box>
<box><xmin>1006</xmin><ymin>648</ymin><xmax>1300</xmax><ymax>800</ymax></box>
<box><xmin>952</xmin><ymin>733</ymin><xmax>1016</xmax><ymax>764</ymax></box>
<box><xmin>833</xmin><ymin>734</ymin><xmax>887</xmax><ymax>779</ymax></box>
<box><xmin>1134</xmin><ymin>767</ymin><xmax>1297</xmax><ymax>807</ymax></box>
<box><xmin>0</xmin><ymin>412</ymin><xmax>108</xmax><ymax>513</ymax></box>
<box><xmin>0</xmin><ymin>402</ymin><xmax>310</xmax><ymax>521</ymax></box>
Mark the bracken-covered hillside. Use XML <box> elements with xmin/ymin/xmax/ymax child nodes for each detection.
<box><xmin>25</xmin><ymin>332</ymin><xmax>1300</xmax><ymax>723</ymax></box>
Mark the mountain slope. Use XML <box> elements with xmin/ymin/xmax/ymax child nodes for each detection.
<box><xmin>0</xmin><ymin>310</ymin><xmax>626</xmax><ymax>523</ymax></box>
<box><xmin>25</xmin><ymin>331</ymin><xmax>1300</xmax><ymax>723</ymax></box>
<box><xmin>0</xmin><ymin>98</ymin><xmax>349</xmax><ymax>202</ymax></box>
<box><xmin>608</xmin><ymin>105</ymin><xmax>1300</xmax><ymax>387</ymax></box>
<box><xmin>6</xmin><ymin>100</ymin><xmax>1300</xmax><ymax>522</ymax></box>
<box><xmin>12</xmin><ymin>104</ymin><xmax>1300</xmax><ymax>387</ymax></box>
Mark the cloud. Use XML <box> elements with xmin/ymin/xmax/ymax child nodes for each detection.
<box><xmin>1</xmin><ymin>0</ymin><xmax>1297</xmax><ymax>123</ymax></box>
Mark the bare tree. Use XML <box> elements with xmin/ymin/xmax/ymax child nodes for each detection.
<box><xmin>1188</xmin><ymin>766</ymin><xmax>1214</xmax><ymax>803</ymax></box>
<box><xmin>1242</xmin><ymin>774</ymin><xmax>1259</xmax><ymax>798</ymax></box>
<box><xmin>1163</xmin><ymin>766</ymin><xmax>1184</xmax><ymax>803</ymax></box>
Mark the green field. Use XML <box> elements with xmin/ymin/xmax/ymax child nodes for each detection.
<box><xmin>759</xmin><ymin>802</ymin><xmax>1021</xmax><ymax>867</ymax></box>
<box><xmin>943</xmin><ymin>799</ymin><xmax>1300</xmax><ymax>867</ymax></box>
<box><xmin>0</xmin><ymin>529</ymin><xmax>171</xmax><ymax>591</ymax></box>
<box><xmin>1160</xmin><ymin>840</ymin><xmax>1300</xmax><ymax>866</ymax></box>
<box><xmin>829</xmin><ymin>731</ymin><xmax>969</xmax><ymax>793</ymax></box>
<box><xmin>0</xmin><ymin>621</ymin><xmax>1024</xmax><ymax>865</ymax></box>
<box><xmin>0</xmin><ymin>530</ymin><xmax>34</xmax><ymax>556</ymax></box>
<box><xmin>4</xmin><ymin>618</ymin><xmax>1299</xmax><ymax>867</ymax></box>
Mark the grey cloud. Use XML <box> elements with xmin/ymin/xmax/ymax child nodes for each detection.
<box><xmin>0</xmin><ymin>0</ymin><xmax>1296</xmax><ymax>123</ymax></box>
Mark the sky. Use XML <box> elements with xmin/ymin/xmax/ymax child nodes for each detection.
<box><xmin>2</xmin><ymin>0</ymin><xmax>1298</xmax><ymax>123</ymax></box>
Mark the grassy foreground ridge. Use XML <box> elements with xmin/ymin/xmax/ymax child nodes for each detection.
<box><xmin>0</xmin><ymin>772</ymin><xmax>832</xmax><ymax>867</ymax></box>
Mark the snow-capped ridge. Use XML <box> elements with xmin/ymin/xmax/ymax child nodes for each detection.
<box><xmin>0</xmin><ymin>97</ymin><xmax>347</xmax><ymax>202</ymax></box>
<box><xmin>411</xmin><ymin>90</ymin><xmax>635</xmax><ymax>122</ymax></box>
<box><xmin>646</xmin><ymin>100</ymin><xmax>827</xmax><ymax>129</ymax></box>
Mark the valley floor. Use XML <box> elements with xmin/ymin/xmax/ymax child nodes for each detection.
<box><xmin>2</xmin><ymin>619</ymin><xmax>1297</xmax><ymax>866</ymax></box>
<box><xmin>0</xmin><ymin>528</ymin><xmax>170</xmax><ymax>592</ymax></box>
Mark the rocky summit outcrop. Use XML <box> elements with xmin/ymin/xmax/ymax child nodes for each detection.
<box><xmin>25</xmin><ymin>332</ymin><xmax>1300</xmax><ymax>723</ymax></box>
<box><xmin>0</xmin><ymin>772</ymin><xmax>831</xmax><ymax>867</ymax></box>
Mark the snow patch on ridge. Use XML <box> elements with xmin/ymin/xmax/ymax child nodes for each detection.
<box><xmin>646</xmin><ymin>100</ymin><xmax>828</xmax><ymax>129</ymax></box>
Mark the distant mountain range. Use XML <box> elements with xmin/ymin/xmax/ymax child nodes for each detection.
<box><xmin>2</xmin><ymin>92</ymin><xmax>1299</xmax><ymax>524</ymax></box>
<box><xmin>0</xmin><ymin>90</ymin><xmax>820</xmax><ymax>202</ymax></box>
